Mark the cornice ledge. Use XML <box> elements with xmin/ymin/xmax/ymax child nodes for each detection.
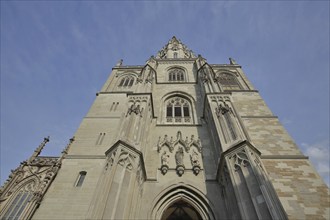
<box><xmin>261</xmin><ymin>155</ymin><xmax>309</xmax><ymax>160</ymax></box>
<box><xmin>155</xmin><ymin>58</ymin><xmax>197</xmax><ymax>62</ymax></box>
<box><xmin>156</xmin><ymin>123</ymin><xmax>203</xmax><ymax>127</ymax></box>
<box><xmin>65</xmin><ymin>155</ymin><xmax>106</xmax><ymax>159</ymax></box>
<box><xmin>112</xmin><ymin>65</ymin><xmax>144</xmax><ymax>70</ymax></box>
<box><xmin>97</xmin><ymin>91</ymin><xmax>134</xmax><ymax>95</ymax></box>
<box><xmin>227</xmin><ymin>90</ymin><xmax>259</xmax><ymax>93</ymax></box>
<box><xmin>241</xmin><ymin>115</ymin><xmax>278</xmax><ymax>119</ymax></box>
<box><xmin>210</xmin><ymin>64</ymin><xmax>242</xmax><ymax>68</ymax></box>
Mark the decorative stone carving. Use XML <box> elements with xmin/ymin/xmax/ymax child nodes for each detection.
<box><xmin>161</xmin><ymin>151</ymin><xmax>170</xmax><ymax>166</ymax></box>
<box><xmin>160</xmin><ymin>151</ymin><xmax>170</xmax><ymax>175</ymax></box>
<box><xmin>0</xmin><ymin>136</ymin><xmax>73</xmax><ymax>220</ymax></box>
<box><xmin>118</xmin><ymin>152</ymin><xmax>134</xmax><ymax>171</ymax></box>
<box><xmin>105</xmin><ymin>150</ymin><xmax>116</xmax><ymax>171</ymax></box>
<box><xmin>229</xmin><ymin>150</ymin><xmax>250</xmax><ymax>171</ymax></box>
<box><xmin>145</xmin><ymin>69</ymin><xmax>155</xmax><ymax>83</ymax></box>
<box><xmin>215</xmin><ymin>102</ymin><xmax>231</xmax><ymax>116</ymax></box>
<box><xmin>157</xmin><ymin>131</ymin><xmax>202</xmax><ymax>153</ymax></box>
<box><xmin>155</xmin><ymin>36</ymin><xmax>196</xmax><ymax>59</ymax></box>
<box><xmin>175</xmin><ymin>147</ymin><xmax>184</xmax><ymax>166</ymax></box>
<box><xmin>229</xmin><ymin>57</ymin><xmax>237</xmax><ymax>65</ymax></box>
<box><xmin>200</xmin><ymin>69</ymin><xmax>209</xmax><ymax>83</ymax></box>
<box><xmin>126</xmin><ymin>102</ymin><xmax>143</xmax><ymax>117</ymax></box>
<box><xmin>190</xmin><ymin>149</ymin><xmax>201</xmax><ymax>175</ymax></box>
<box><xmin>116</xmin><ymin>59</ymin><xmax>123</xmax><ymax>66</ymax></box>
<box><xmin>175</xmin><ymin>147</ymin><xmax>185</xmax><ymax>176</ymax></box>
<box><xmin>214</xmin><ymin>100</ymin><xmax>239</xmax><ymax>142</ymax></box>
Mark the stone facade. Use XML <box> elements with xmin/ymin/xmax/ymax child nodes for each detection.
<box><xmin>1</xmin><ymin>36</ymin><xmax>329</xmax><ymax>219</ymax></box>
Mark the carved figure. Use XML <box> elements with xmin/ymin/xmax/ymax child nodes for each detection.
<box><xmin>190</xmin><ymin>149</ymin><xmax>200</xmax><ymax>166</ymax></box>
<box><xmin>116</xmin><ymin>59</ymin><xmax>123</xmax><ymax>66</ymax></box>
<box><xmin>161</xmin><ymin>151</ymin><xmax>170</xmax><ymax>166</ymax></box>
<box><xmin>175</xmin><ymin>147</ymin><xmax>184</xmax><ymax>166</ymax></box>
<box><xmin>127</xmin><ymin>103</ymin><xmax>143</xmax><ymax>116</ymax></box>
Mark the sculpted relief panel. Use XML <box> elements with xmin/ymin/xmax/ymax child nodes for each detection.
<box><xmin>157</xmin><ymin>131</ymin><xmax>202</xmax><ymax>176</ymax></box>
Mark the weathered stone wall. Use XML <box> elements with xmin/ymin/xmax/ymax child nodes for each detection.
<box><xmin>263</xmin><ymin>159</ymin><xmax>330</xmax><ymax>220</ymax></box>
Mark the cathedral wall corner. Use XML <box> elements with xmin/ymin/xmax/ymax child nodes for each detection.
<box><xmin>263</xmin><ymin>159</ymin><xmax>330</xmax><ymax>219</ymax></box>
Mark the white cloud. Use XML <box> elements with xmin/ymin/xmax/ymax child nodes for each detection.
<box><xmin>301</xmin><ymin>140</ymin><xmax>330</xmax><ymax>187</ymax></box>
<box><xmin>281</xmin><ymin>118</ymin><xmax>292</xmax><ymax>125</ymax></box>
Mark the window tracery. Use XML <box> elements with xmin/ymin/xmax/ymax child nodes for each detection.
<box><xmin>165</xmin><ymin>97</ymin><xmax>191</xmax><ymax>123</ymax></box>
<box><xmin>217</xmin><ymin>73</ymin><xmax>241</xmax><ymax>90</ymax></box>
<box><xmin>2</xmin><ymin>191</ymin><xmax>33</xmax><ymax>220</ymax></box>
<box><xmin>168</xmin><ymin>68</ymin><xmax>185</xmax><ymax>82</ymax></box>
<box><xmin>118</xmin><ymin>76</ymin><xmax>134</xmax><ymax>87</ymax></box>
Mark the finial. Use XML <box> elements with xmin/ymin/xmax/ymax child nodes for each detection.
<box><xmin>57</xmin><ymin>136</ymin><xmax>75</xmax><ymax>164</ymax></box>
<box><xmin>229</xmin><ymin>57</ymin><xmax>237</xmax><ymax>65</ymax></box>
<box><xmin>116</xmin><ymin>59</ymin><xmax>123</xmax><ymax>67</ymax></box>
<box><xmin>29</xmin><ymin>136</ymin><xmax>50</xmax><ymax>163</ymax></box>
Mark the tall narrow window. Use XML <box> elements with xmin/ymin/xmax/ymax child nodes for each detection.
<box><xmin>2</xmin><ymin>191</ymin><xmax>33</xmax><ymax>220</ymax></box>
<box><xmin>174</xmin><ymin>106</ymin><xmax>182</xmax><ymax>117</ymax></box>
<box><xmin>168</xmin><ymin>68</ymin><xmax>185</xmax><ymax>82</ymax></box>
<box><xmin>174</xmin><ymin>52</ymin><xmax>178</xmax><ymax>58</ymax></box>
<box><xmin>118</xmin><ymin>76</ymin><xmax>134</xmax><ymax>87</ymax></box>
<box><xmin>166</xmin><ymin>105</ymin><xmax>173</xmax><ymax>117</ymax></box>
<box><xmin>183</xmin><ymin>105</ymin><xmax>189</xmax><ymax>117</ymax></box>
<box><xmin>128</xmin><ymin>78</ymin><xmax>134</xmax><ymax>86</ymax></box>
<box><xmin>119</xmin><ymin>78</ymin><xmax>125</xmax><ymax>86</ymax></box>
<box><xmin>165</xmin><ymin>96</ymin><xmax>191</xmax><ymax>123</ymax></box>
<box><xmin>124</xmin><ymin>78</ymin><xmax>129</xmax><ymax>86</ymax></box>
<box><xmin>75</xmin><ymin>171</ymin><xmax>87</xmax><ymax>187</ymax></box>
<box><xmin>96</xmin><ymin>133</ymin><xmax>106</xmax><ymax>145</ymax></box>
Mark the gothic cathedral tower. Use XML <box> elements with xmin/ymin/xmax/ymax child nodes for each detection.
<box><xmin>1</xmin><ymin>37</ymin><xmax>329</xmax><ymax>219</ymax></box>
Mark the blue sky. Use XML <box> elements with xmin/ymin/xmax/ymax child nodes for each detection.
<box><xmin>1</xmin><ymin>1</ymin><xmax>329</xmax><ymax>186</ymax></box>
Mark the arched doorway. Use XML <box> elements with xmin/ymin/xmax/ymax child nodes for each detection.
<box><xmin>161</xmin><ymin>200</ymin><xmax>203</xmax><ymax>220</ymax></box>
<box><xmin>150</xmin><ymin>185</ymin><xmax>215</xmax><ymax>220</ymax></box>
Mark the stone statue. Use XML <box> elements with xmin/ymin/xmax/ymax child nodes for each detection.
<box><xmin>229</xmin><ymin>57</ymin><xmax>237</xmax><ymax>65</ymax></box>
<box><xmin>175</xmin><ymin>147</ymin><xmax>184</xmax><ymax>166</ymax></box>
<box><xmin>116</xmin><ymin>59</ymin><xmax>123</xmax><ymax>66</ymax></box>
<box><xmin>161</xmin><ymin>151</ymin><xmax>169</xmax><ymax>166</ymax></box>
<box><xmin>190</xmin><ymin>149</ymin><xmax>200</xmax><ymax>166</ymax></box>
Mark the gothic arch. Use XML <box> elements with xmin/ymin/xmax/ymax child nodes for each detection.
<box><xmin>165</xmin><ymin>66</ymin><xmax>188</xmax><ymax>82</ymax></box>
<box><xmin>160</xmin><ymin>92</ymin><xmax>197</xmax><ymax>124</ymax></box>
<box><xmin>149</xmin><ymin>184</ymin><xmax>216</xmax><ymax>220</ymax></box>
<box><xmin>0</xmin><ymin>177</ymin><xmax>39</xmax><ymax>219</ymax></box>
<box><xmin>215</xmin><ymin>71</ymin><xmax>242</xmax><ymax>90</ymax></box>
<box><xmin>117</xmin><ymin>73</ymin><xmax>137</xmax><ymax>87</ymax></box>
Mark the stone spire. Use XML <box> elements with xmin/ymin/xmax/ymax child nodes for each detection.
<box><xmin>156</xmin><ymin>36</ymin><xmax>196</xmax><ymax>59</ymax></box>
<box><xmin>58</xmin><ymin>136</ymin><xmax>75</xmax><ymax>163</ymax></box>
<box><xmin>28</xmin><ymin>136</ymin><xmax>50</xmax><ymax>163</ymax></box>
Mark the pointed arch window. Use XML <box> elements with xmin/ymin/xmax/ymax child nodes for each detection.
<box><xmin>168</xmin><ymin>68</ymin><xmax>185</xmax><ymax>82</ymax></box>
<box><xmin>118</xmin><ymin>76</ymin><xmax>134</xmax><ymax>87</ymax></box>
<box><xmin>218</xmin><ymin>73</ymin><xmax>241</xmax><ymax>90</ymax></box>
<box><xmin>166</xmin><ymin>96</ymin><xmax>191</xmax><ymax>123</ymax></box>
<box><xmin>2</xmin><ymin>191</ymin><xmax>33</xmax><ymax>220</ymax></box>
